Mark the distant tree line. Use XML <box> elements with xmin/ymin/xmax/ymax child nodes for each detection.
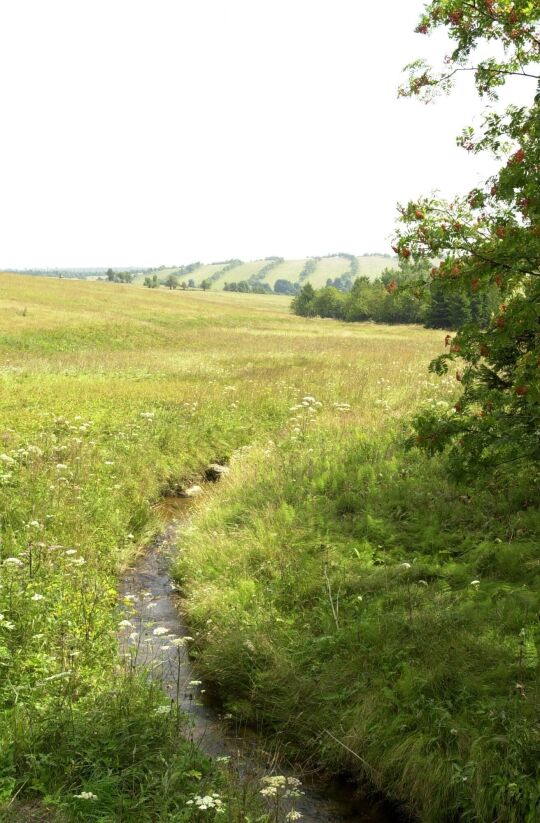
<box><xmin>224</xmin><ymin>280</ymin><xmax>273</xmax><ymax>294</ymax></box>
<box><xmin>208</xmin><ymin>259</ymin><xmax>243</xmax><ymax>285</ymax></box>
<box><xmin>298</xmin><ymin>257</ymin><xmax>319</xmax><ymax>283</ymax></box>
<box><xmin>223</xmin><ymin>278</ymin><xmax>301</xmax><ymax>296</ymax></box>
<box><xmin>106</xmin><ymin>268</ymin><xmax>134</xmax><ymax>283</ymax></box>
<box><xmin>292</xmin><ymin>260</ymin><xmax>498</xmax><ymax>330</ymax></box>
<box><xmin>248</xmin><ymin>256</ymin><xmax>284</xmax><ymax>287</ymax></box>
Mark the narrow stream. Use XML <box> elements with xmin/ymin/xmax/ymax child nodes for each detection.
<box><xmin>119</xmin><ymin>496</ymin><xmax>402</xmax><ymax>823</ymax></box>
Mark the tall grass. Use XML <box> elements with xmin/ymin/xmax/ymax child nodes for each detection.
<box><xmin>175</xmin><ymin>409</ymin><xmax>539</xmax><ymax>822</ymax></box>
<box><xmin>2</xmin><ymin>273</ymin><xmax>536</xmax><ymax>820</ymax></box>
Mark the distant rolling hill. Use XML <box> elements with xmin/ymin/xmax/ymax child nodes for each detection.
<box><xmin>135</xmin><ymin>254</ymin><xmax>397</xmax><ymax>291</ymax></box>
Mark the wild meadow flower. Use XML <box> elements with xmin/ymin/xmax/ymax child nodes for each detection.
<box><xmin>153</xmin><ymin>626</ymin><xmax>169</xmax><ymax>636</ymax></box>
<box><xmin>73</xmin><ymin>792</ymin><xmax>98</xmax><ymax>800</ymax></box>
<box><xmin>65</xmin><ymin>549</ymin><xmax>77</xmax><ymax>556</ymax></box>
<box><xmin>56</xmin><ymin>463</ymin><xmax>68</xmax><ymax>471</ymax></box>
<box><xmin>286</xmin><ymin>812</ymin><xmax>303</xmax><ymax>821</ymax></box>
<box><xmin>118</xmin><ymin>620</ymin><xmax>134</xmax><ymax>629</ymax></box>
<box><xmin>189</xmin><ymin>680</ymin><xmax>202</xmax><ymax>686</ymax></box>
<box><xmin>0</xmin><ymin>453</ymin><xmax>16</xmax><ymax>465</ymax></box>
<box><xmin>400</xmin><ymin>562</ymin><xmax>412</xmax><ymax>570</ymax></box>
<box><xmin>30</xmin><ymin>593</ymin><xmax>45</xmax><ymax>601</ymax></box>
<box><xmin>26</xmin><ymin>445</ymin><xmax>43</xmax><ymax>456</ymax></box>
<box><xmin>470</xmin><ymin>579</ymin><xmax>480</xmax><ymax>587</ymax></box>
<box><xmin>186</xmin><ymin>793</ymin><xmax>224</xmax><ymax>811</ymax></box>
<box><xmin>260</xmin><ymin>775</ymin><xmax>303</xmax><ymax>799</ymax></box>
<box><xmin>4</xmin><ymin>557</ymin><xmax>23</xmax><ymax>567</ymax></box>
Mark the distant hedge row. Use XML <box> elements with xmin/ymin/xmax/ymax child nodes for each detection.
<box><xmin>292</xmin><ymin>261</ymin><xmax>498</xmax><ymax>330</ymax></box>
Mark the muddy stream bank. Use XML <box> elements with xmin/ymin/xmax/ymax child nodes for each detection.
<box><xmin>119</xmin><ymin>494</ymin><xmax>403</xmax><ymax>823</ymax></box>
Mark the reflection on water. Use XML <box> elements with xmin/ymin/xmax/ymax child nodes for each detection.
<box><xmin>119</xmin><ymin>498</ymin><xmax>404</xmax><ymax>823</ymax></box>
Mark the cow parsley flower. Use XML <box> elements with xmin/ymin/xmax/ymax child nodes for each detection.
<box><xmin>118</xmin><ymin>620</ymin><xmax>134</xmax><ymax>629</ymax></box>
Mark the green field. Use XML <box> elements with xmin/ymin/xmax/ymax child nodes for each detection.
<box><xmin>129</xmin><ymin>255</ymin><xmax>397</xmax><ymax>290</ymax></box>
<box><xmin>0</xmin><ymin>273</ymin><xmax>537</xmax><ymax>822</ymax></box>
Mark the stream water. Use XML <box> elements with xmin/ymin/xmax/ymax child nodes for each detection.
<box><xmin>119</xmin><ymin>497</ymin><xmax>403</xmax><ymax>822</ymax></box>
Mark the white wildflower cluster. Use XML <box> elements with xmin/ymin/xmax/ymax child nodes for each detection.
<box><xmin>186</xmin><ymin>793</ymin><xmax>225</xmax><ymax>813</ymax></box>
<box><xmin>154</xmin><ymin>704</ymin><xmax>172</xmax><ymax>715</ymax></box>
<box><xmin>288</xmin><ymin>396</ymin><xmax>323</xmax><ymax>440</ymax></box>
<box><xmin>0</xmin><ymin>613</ymin><xmax>15</xmax><ymax>630</ymax></box>
<box><xmin>26</xmin><ymin>445</ymin><xmax>43</xmax><ymax>457</ymax></box>
<box><xmin>3</xmin><ymin>557</ymin><xmax>23</xmax><ymax>568</ymax></box>
<box><xmin>260</xmin><ymin>775</ymin><xmax>303</xmax><ymax>799</ymax></box>
<box><xmin>333</xmin><ymin>401</ymin><xmax>351</xmax><ymax>413</ymax></box>
<box><xmin>182</xmin><ymin>401</ymin><xmax>199</xmax><ymax>417</ymax></box>
<box><xmin>289</xmin><ymin>395</ymin><xmax>322</xmax><ymax>413</ymax></box>
<box><xmin>118</xmin><ymin>619</ymin><xmax>134</xmax><ymax>629</ymax></box>
<box><xmin>73</xmin><ymin>791</ymin><xmax>98</xmax><ymax>800</ymax></box>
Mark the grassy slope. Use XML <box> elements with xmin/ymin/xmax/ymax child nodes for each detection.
<box><xmin>131</xmin><ymin>256</ymin><xmax>398</xmax><ymax>290</ymax></box>
<box><xmin>1</xmin><ymin>273</ymin><xmax>537</xmax><ymax>822</ymax></box>
<box><xmin>0</xmin><ymin>275</ymin><xmax>312</xmax><ymax>820</ymax></box>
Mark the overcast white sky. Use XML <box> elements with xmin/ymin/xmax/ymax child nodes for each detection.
<box><xmin>0</xmin><ymin>0</ymin><xmax>532</xmax><ymax>268</ymax></box>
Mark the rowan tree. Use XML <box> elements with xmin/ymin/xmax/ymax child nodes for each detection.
<box><xmin>394</xmin><ymin>0</ymin><xmax>540</xmax><ymax>475</ymax></box>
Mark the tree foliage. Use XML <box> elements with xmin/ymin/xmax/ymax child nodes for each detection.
<box><xmin>291</xmin><ymin>260</ymin><xmax>492</xmax><ymax>327</ymax></box>
<box><xmin>394</xmin><ymin>0</ymin><xmax>540</xmax><ymax>476</ymax></box>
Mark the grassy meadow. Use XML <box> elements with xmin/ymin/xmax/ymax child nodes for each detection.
<box><xmin>0</xmin><ymin>273</ymin><xmax>538</xmax><ymax>822</ymax></box>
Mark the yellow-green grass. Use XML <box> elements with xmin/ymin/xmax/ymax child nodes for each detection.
<box><xmin>0</xmin><ymin>271</ymin><xmax>443</xmax><ymax>802</ymax></box>
<box><xmin>261</xmin><ymin>258</ymin><xmax>306</xmax><ymax>286</ymax></box>
<box><xmin>188</xmin><ymin>263</ymin><xmax>229</xmax><ymax>285</ymax></box>
<box><xmin>1</xmin><ymin>272</ymin><xmax>536</xmax><ymax>822</ymax></box>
